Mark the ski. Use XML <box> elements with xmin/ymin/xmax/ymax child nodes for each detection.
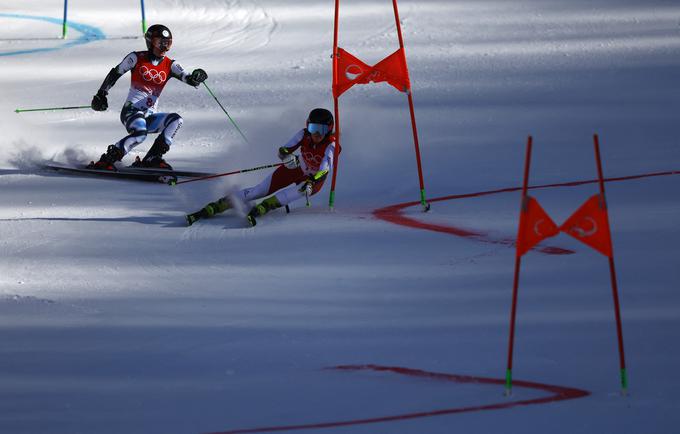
<box><xmin>42</xmin><ymin>163</ymin><xmax>210</xmax><ymax>184</ymax></box>
<box><xmin>121</xmin><ymin>166</ymin><xmax>215</xmax><ymax>178</ymax></box>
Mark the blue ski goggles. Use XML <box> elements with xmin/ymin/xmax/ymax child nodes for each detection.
<box><xmin>307</xmin><ymin>123</ymin><xmax>329</xmax><ymax>136</ymax></box>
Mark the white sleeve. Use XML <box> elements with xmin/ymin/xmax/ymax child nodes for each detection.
<box><xmin>280</xmin><ymin>129</ymin><xmax>306</xmax><ymax>151</ymax></box>
<box><xmin>318</xmin><ymin>142</ymin><xmax>336</xmax><ymax>173</ymax></box>
<box><xmin>171</xmin><ymin>61</ymin><xmax>190</xmax><ymax>82</ymax></box>
<box><xmin>115</xmin><ymin>52</ymin><xmax>138</xmax><ymax>74</ymax></box>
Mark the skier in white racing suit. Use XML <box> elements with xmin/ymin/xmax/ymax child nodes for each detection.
<box><xmin>186</xmin><ymin>108</ymin><xmax>337</xmax><ymax>227</ymax></box>
<box><xmin>89</xmin><ymin>24</ymin><xmax>208</xmax><ymax>170</ymax></box>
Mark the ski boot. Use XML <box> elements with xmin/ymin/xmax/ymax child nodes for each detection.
<box><xmin>245</xmin><ymin>209</ymin><xmax>259</xmax><ymax>227</ymax></box>
<box><xmin>132</xmin><ymin>135</ymin><xmax>173</xmax><ymax>170</ymax></box>
<box><xmin>87</xmin><ymin>145</ymin><xmax>124</xmax><ymax>171</ymax></box>
<box><xmin>186</xmin><ymin>198</ymin><xmax>231</xmax><ymax>226</ymax></box>
<box><xmin>186</xmin><ymin>213</ymin><xmax>201</xmax><ymax>226</ymax></box>
<box><xmin>246</xmin><ymin>196</ymin><xmax>282</xmax><ymax>227</ymax></box>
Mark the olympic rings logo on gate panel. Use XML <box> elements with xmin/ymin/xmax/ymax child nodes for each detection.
<box><xmin>140</xmin><ymin>66</ymin><xmax>167</xmax><ymax>84</ymax></box>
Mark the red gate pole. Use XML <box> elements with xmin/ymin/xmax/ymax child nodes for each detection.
<box><xmin>328</xmin><ymin>0</ymin><xmax>340</xmax><ymax>211</ymax></box>
<box><xmin>329</xmin><ymin>98</ymin><xmax>341</xmax><ymax>210</ymax></box>
<box><xmin>505</xmin><ymin>135</ymin><xmax>533</xmax><ymax>396</ymax></box>
<box><xmin>391</xmin><ymin>0</ymin><xmax>430</xmax><ymax>211</ymax></box>
<box><xmin>593</xmin><ymin>134</ymin><xmax>629</xmax><ymax>395</ymax></box>
<box><xmin>328</xmin><ymin>0</ymin><xmax>342</xmax><ymax>210</ymax></box>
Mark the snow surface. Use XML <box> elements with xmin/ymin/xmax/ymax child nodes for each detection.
<box><xmin>1</xmin><ymin>0</ymin><xmax>680</xmax><ymax>433</ymax></box>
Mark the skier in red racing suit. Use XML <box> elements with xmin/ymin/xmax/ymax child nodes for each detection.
<box><xmin>186</xmin><ymin>108</ymin><xmax>337</xmax><ymax>227</ymax></box>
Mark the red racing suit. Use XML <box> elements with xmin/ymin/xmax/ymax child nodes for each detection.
<box><xmin>113</xmin><ymin>51</ymin><xmax>190</xmax><ymax>112</ymax></box>
<box><xmin>237</xmin><ymin>129</ymin><xmax>337</xmax><ymax>206</ymax></box>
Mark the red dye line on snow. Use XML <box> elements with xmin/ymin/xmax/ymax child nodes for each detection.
<box><xmin>207</xmin><ymin>365</ymin><xmax>589</xmax><ymax>434</ymax></box>
<box><xmin>373</xmin><ymin>170</ymin><xmax>680</xmax><ymax>254</ymax></box>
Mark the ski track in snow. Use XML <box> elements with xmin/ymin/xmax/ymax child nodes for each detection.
<box><xmin>151</xmin><ymin>0</ymin><xmax>277</xmax><ymax>53</ymax></box>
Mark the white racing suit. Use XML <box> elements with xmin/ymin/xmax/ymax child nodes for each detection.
<box><xmin>100</xmin><ymin>51</ymin><xmax>193</xmax><ymax>155</ymax></box>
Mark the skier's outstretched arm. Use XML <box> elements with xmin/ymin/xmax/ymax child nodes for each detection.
<box><xmin>171</xmin><ymin>61</ymin><xmax>208</xmax><ymax>87</ymax></box>
<box><xmin>276</xmin><ymin>130</ymin><xmax>305</xmax><ymax>168</ymax></box>
<box><xmin>278</xmin><ymin>130</ymin><xmax>305</xmax><ymax>156</ymax></box>
<box><xmin>91</xmin><ymin>52</ymin><xmax>138</xmax><ymax>112</ymax></box>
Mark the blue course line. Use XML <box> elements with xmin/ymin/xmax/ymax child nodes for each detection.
<box><xmin>0</xmin><ymin>13</ymin><xmax>105</xmax><ymax>57</ymax></box>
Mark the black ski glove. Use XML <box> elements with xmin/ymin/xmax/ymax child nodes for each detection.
<box><xmin>91</xmin><ymin>89</ymin><xmax>108</xmax><ymax>111</ymax></box>
<box><xmin>187</xmin><ymin>68</ymin><xmax>208</xmax><ymax>87</ymax></box>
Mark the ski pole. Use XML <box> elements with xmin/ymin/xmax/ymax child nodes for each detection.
<box><xmin>15</xmin><ymin>105</ymin><xmax>91</xmax><ymax>113</ymax></box>
<box><xmin>298</xmin><ymin>180</ymin><xmax>312</xmax><ymax>207</ymax></box>
<box><xmin>174</xmin><ymin>162</ymin><xmax>284</xmax><ymax>185</ymax></box>
<box><xmin>202</xmin><ymin>82</ymin><xmax>250</xmax><ymax>145</ymax></box>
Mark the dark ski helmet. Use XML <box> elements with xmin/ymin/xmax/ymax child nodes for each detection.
<box><xmin>145</xmin><ymin>24</ymin><xmax>173</xmax><ymax>53</ymax></box>
<box><xmin>306</xmin><ymin>108</ymin><xmax>334</xmax><ymax>137</ymax></box>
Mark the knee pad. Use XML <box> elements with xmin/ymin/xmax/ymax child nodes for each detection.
<box><xmin>125</xmin><ymin>114</ymin><xmax>147</xmax><ymax>132</ymax></box>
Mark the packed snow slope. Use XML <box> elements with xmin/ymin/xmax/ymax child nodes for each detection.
<box><xmin>1</xmin><ymin>1</ymin><xmax>679</xmax><ymax>433</ymax></box>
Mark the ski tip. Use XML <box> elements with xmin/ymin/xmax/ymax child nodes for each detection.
<box><xmin>186</xmin><ymin>214</ymin><xmax>197</xmax><ymax>226</ymax></box>
<box><xmin>246</xmin><ymin>215</ymin><xmax>257</xmax><ymax>227</ymax></box>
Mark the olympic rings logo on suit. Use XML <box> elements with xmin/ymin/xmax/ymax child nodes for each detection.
<box><xmin>302</xmin><ymin>152</ymin><xmax>324</xmax><ymax>165</ymax></box>
<box><xmin>140</xmin><ymin>66</ymin><xmax>167</xmax><ymax>84</ymax></box>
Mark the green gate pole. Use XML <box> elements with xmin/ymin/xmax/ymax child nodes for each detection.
<box><xmin>140</xmin><ymin>0</ymin><xmax>147</xmax><ymax>34</ymax></box>
<box><xmin>62</xmin><ymin>0</ymin><xmax>68</xmax><ymax>39</ymax></box>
